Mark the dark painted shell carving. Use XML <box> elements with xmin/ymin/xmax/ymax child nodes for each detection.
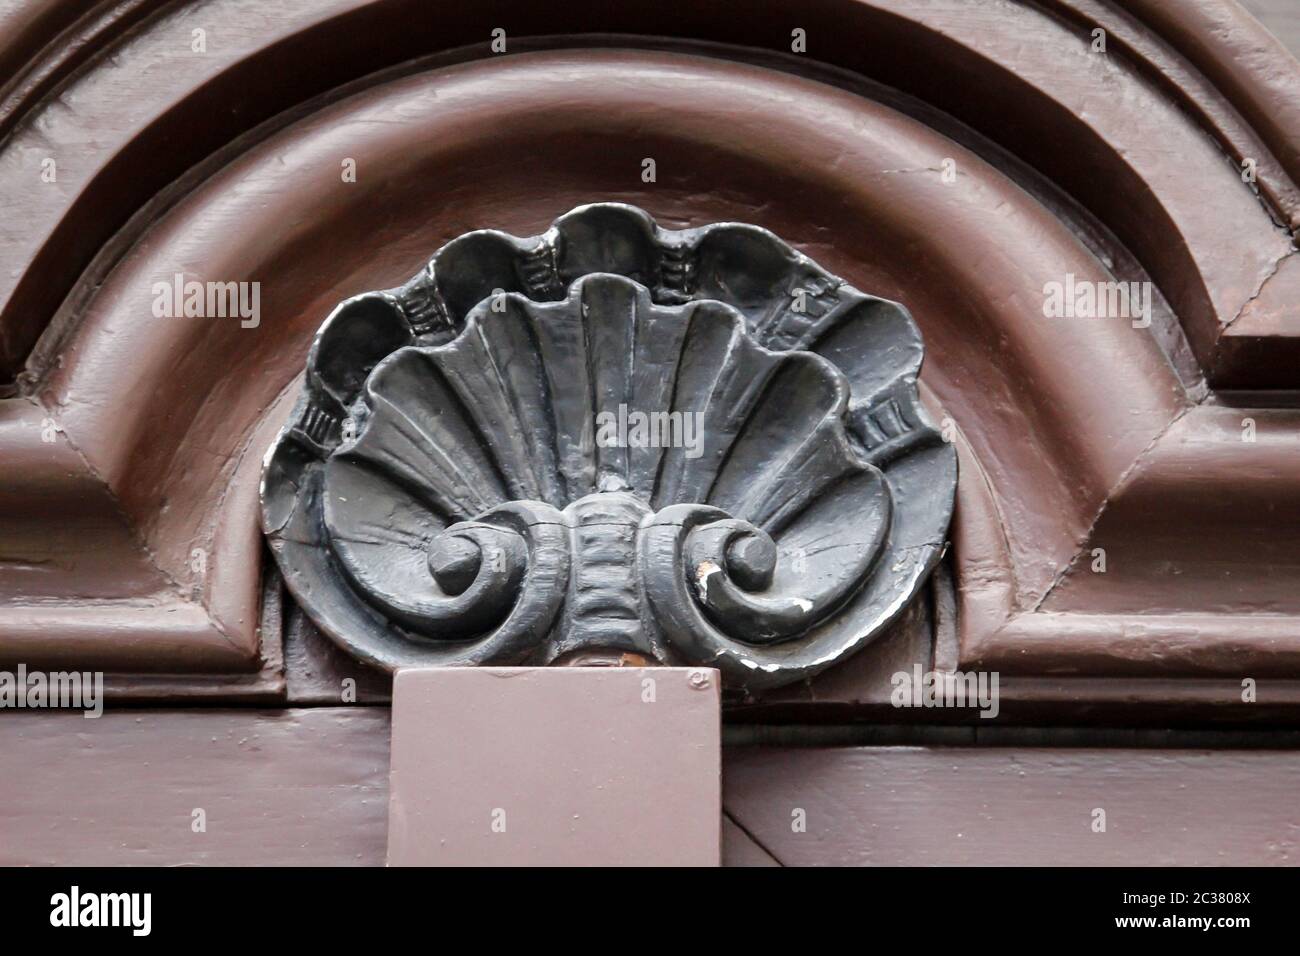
<box><xmin>261</xmin><ymin>204</ymin><xmax>956</xmax><ymax>691</ymax></box>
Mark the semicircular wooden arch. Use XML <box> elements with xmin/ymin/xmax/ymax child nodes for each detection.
<box><xmin>1</xmin><ymin>1</ymin><xmax>1297</xmax><ymax>718</ymax></box>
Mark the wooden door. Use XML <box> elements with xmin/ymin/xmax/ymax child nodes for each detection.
<box><xmin>1</xmin><ymin>0</ymin><xmax>1298</xmax><ymax>866</ymax></box>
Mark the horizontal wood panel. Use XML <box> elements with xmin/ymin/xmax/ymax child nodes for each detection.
<box><xmin>4</xmin><ymin>708</ymin><xmax>1299</xmax><ymax>865</ymax></box>
<box><xmin>0</xmin><ymin>707</ymin><xmax>745</xmax><ymax>866</ymax></box>
<box><xmin>725</xmin><ymin>745</ymin><xmax>1300</xmax><ymax>866</ymax></box>
<box><xmin>0</xmin><ymin>709</ymin><xmax>391</xmax><ymax>866</ymax></box>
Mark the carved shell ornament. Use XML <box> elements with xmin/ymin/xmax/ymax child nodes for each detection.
<box><xmin>261</xmin><ymin>204</ymin><xmax>956</xmax><ymax>691</ymax></box>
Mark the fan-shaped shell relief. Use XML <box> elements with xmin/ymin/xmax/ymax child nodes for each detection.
<box><xmin>261</xmin><ymin>204</ymin><xmax>957</xmax><ymax>691</ymax></box>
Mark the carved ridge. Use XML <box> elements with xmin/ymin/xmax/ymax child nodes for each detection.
<box><xmin>261</xmin><ymin>206</ymin><xmax>956</xmax><ymax>690</ymax></box>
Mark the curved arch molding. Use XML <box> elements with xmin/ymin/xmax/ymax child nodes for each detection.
<box><xmin>0</xmin><ymin>1</ymin><xmax>1297</xmax><ymax>714</ymax></box>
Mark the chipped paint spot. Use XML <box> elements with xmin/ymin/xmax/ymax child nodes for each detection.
<box><xmin>695</xmin><ymin>559</ymin><xmax>721</xmax><ymax>601</ymax></box>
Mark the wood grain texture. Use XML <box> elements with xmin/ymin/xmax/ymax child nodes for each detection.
<box><xmin>724</xmin><ymin>745</ymin><xmax>1300</xmax><ymax>866</ymax></box>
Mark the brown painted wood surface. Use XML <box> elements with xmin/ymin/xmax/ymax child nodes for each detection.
<box><xmin>0</xmin><ymin>0</ymin><xmax>1296</xmax><ymax>718</ymax></box>
<box><xmin>387</xmin><ymin>669</ymin><xmax>720</xmax><ymax>866</ymax></box>
<box><xmin>1</xmin><ymin>0</ymin><xmax>1293</xmax><ymax>384</ymax></box>
<box><xmin>3</xmin><ymin>708</ymin><xmax>1300</xmax><ymax>866</ymax></box>
<box><xmin>721</xmin><ymin>815</ymin><xmax>781</xmax><ymax>867</ymax></box>
<box><xmin>1242</xmin><ymin>0</ymin><xmax>1300</xmax><ymax>56</ymax></box>
<box><xmin>2</xmin><ymin>46</ymin><xmax>1279</xmax><ymax>694</ymax></box>
<box><xmin>725</xmin><ymin>745</ymin><xmax>1300</xmax><ymax>866</ymax></box>
<box><xmin>0</xmin><ymin>708</ymin><xmax>391</xmax><ymax>866</ymax></box>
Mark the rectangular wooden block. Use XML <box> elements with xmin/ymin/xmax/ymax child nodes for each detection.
<box><xmin>387</xmin><ymin>667</ymin><xmax>721</xmax><ymax>866</ymax></box>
